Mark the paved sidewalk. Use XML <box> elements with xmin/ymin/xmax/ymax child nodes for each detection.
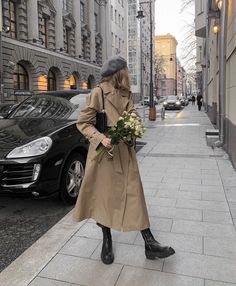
<box><xmin>1</xmin><ymin>104</ymin><xmax>236</xmax><ymax>286</ymax></box>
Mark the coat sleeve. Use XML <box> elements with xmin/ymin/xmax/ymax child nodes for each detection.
<box><xmin>77</xmin><ymin>87</ymin><xmax>106</xmax><ymax>150</ymax></box>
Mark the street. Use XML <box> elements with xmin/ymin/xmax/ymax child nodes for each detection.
<box><xmin>0</xmin><ymin>194</ymin><xmax>72</xmax><ymax>272</ymax></box>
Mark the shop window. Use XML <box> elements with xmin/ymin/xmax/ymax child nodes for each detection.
<box><xmin>13</xmin><ymin>64</ymin><xmax>29</xmax><ymax>90</ymax></box>
<box><xmin>47</xmin><ymin>70</ymin><xmax>56</xmax><ymax>91</ymax></box>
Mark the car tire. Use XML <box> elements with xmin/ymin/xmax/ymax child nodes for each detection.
<box><xmin>59</xmin><ymin>153</ymin><xmax>86</xmax><ymax>205</ymax></box>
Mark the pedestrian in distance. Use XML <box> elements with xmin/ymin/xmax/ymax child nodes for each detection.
<box><xmin>192</xmin><ymin>94</ymin><xmax>196</xmax><ymax>105</ymax></box>
<box><xmin>73</xmin><ymin>55</ymin><xmax>175</xmax><ymax>265</ymax></box>
<box><xmin>197</xmin><ymin>93</ymin><xmax>203</xmax><ymax>111</ymax></box>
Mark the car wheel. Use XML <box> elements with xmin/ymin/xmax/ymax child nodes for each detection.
<box><xmin>59</xmin><ymin>153</ymin><xmax>85</xmax><ymax>205</ymax></box>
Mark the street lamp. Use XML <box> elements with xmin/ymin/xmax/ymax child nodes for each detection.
<box><xmin>137</xmin><ymin>1</ymin><xmax>156</xmax><ymax>121</ymax></box>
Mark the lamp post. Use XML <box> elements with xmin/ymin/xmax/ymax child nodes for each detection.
<box><xmin>137</xmin><ymin>1</ymin><xmax>156</xmax><ymax>121</ymax></box>
<box><xmin>0</xmin><ymin>0</ymin><xmax>3</xmax><ymax>103</ymax></box>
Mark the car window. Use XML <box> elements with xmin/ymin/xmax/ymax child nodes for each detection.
<box><xmin>9</xmin><ymin>95</ymin><xmax>74</xmax><ymax>119</ymax></box>
<box><xmin>167</xmin><ymin>96</ymin><xmax>177</xmax><ymax>100</ymax></box>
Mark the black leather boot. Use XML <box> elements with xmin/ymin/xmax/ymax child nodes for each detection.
<box><xmin>97</xmin><ymin>223</ymin><xmax>114</xmax><ymax>264</ymax></box>
<box><xmin>141</xmin><ymin>228</ymin><xmax>175</xmax><ymax>259</ymax></box>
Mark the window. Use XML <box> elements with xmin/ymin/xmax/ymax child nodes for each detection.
<box><xmin>64</xmin><ymin>28</ymin><xmax>70</xmax><ymax>53</ymax></box>
<box><xmin>63</xmin><ymin>0</ymin><xmax>68</xmax><ymax>11</ymax></box>
<box><xmin>9</xmin><ymin>0</ymin><xmax>17</xmax><ymax>38</ymax></box>
<box><xmin>94</xmin><ymin>13</ymin><xmax>98</xmax><ymax>32</ymax></box>
<box><xmin>13</xmin><ymin>64</ymin><xmax>29</xmax><ymax>90</ymax></box>
<box><xmin>115</xmin><ymin>10</ymin><xmax>117</xmax><ymax>23</ymax></box>
<box><xmin>118</xmin><ymin>14</ymin><xmax>121</xmax><ymax>27</ymax></box>
<box><xmin>80</xmin><ymin>2</ymin><xmax>85</xmax><ymax>23</ymax></box>
<box><xmin>39</xmin><ymin>16</ymin><xmax>47</xmax><ymax>47</ymax></box>
<box><xmin>111</xmin><ymin>32</ymin><xmax>114</xmax><ymax>47</ymax></box>
<box><xmin>111</xmin><ymin>5</ymin><xmax>113</xmax><ymax>20</ymax></box>
<box><xmin>47</xmin><ymin>70</ymin><xmax>56</xmax><ymax>91</ymax></box>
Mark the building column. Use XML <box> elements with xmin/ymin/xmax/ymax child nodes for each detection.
<box><xmin>101</xmin><ymin>3</ymin><xmax>111</xmax><ymax>60</ymax></box>
<box><xmin>72</xmin><ymin>0</ymin><xmax>82</xmax><ymax>57</ymax></box>
<box><xmin>88</xmin><ymin>1</ymin><xmax>96</xmax><ymax>62</ymax></box>
<box><xmin>51</xmin><ymin>0</ymin><xmax>64</xmax><ymax>51</ymax></box>
<box><xmin>27</xmin><ymin>0</ymin><xmax>39</xmax><ymax>42</ymax></box>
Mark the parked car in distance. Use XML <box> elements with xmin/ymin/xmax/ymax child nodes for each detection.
<box><xmin>143</xmin><ymin>95</ymin><xmax>158</xmax><ymax>106</ymax></box>
<box><xmin>177</xmin><ymin>96</ymin><xmax>189</xmax><ymax>106</ymax></box>
<box><xmin>0</xmin><ymin>103</ymin><xmax>18</xmax><ymax>118</ymax></box>
<box><xmin>0</xmin><ymin>90</ymin><xmax>91</xmax><ymax>204</ymax></box>
<box><xmin>163</xmin><ymin>95</ymin><xmax>182</xmax><ymax>110</ymax></box>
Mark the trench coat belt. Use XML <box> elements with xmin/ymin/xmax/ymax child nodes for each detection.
<box><xmin>113</xmin><ymin>145</ymin><xmax>123</xmax><ymax>174</ymax></box>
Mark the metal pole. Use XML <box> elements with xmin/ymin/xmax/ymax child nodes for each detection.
<box><xmin>219</xmin><ymin>0</ymin><xmax>228</xmax><ymax>144</ymax></box>
<box><xmin>148</xmin><ymin>1</ymin><xmax>156</xmax><ymax>120</ymax></box>
<box><xmin>0</xmin><ymin>0</ymin><xmax>3</xmax><ymax>103</ymax></box>
<box><xmin>139</xmin><ymin>15</ymin><xmax>145</xmax><ymax>121</ymax></box>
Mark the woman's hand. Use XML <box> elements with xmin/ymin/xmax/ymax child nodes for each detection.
<box><xmin>101</xmin><ymin>138</ymin><xmax>112</xmax><ymax>148</ymax></box>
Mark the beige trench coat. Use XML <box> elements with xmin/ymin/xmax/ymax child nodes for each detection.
<box><xmin>73</xmin><ymin>81</ymin><xmax>150</xmax><ymax>232</ymax></box>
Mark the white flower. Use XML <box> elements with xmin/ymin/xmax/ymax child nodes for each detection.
<box><xmin>131</xmin><ymin>112</ymin><xmax>137</xmax><ymax>117</ymax></box>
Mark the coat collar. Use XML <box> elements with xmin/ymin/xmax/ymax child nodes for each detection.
<box><xmin>99</xmin><ymin>82</ymin><xmax>129</xmax><ymax>116</ymax></box>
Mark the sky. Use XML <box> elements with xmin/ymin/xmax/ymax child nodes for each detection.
<box><xmin>155</xmin><ymin>0</ymin><xmax>195</xmax><ymax>58</ymax></box>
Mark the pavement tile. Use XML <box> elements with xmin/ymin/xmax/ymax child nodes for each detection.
<box><xmin>145</xmin><ymin>196</ymin><xmax>177</xmax><ymax>207</ymax></box>
<box><xmin>225</xmin><ymin>188</ymin><xmax>236</xmax><ymax>202</ymax></box>
<box><xmin>39</xmin><ymin>254</ymin><xmax>122</xmax><ymax>286</ymax></box>
<box><xmin>201</xmin><ymin>192</ymin><xmax>227</xmax><ymax>202</ymax></box>
<box><xmin>229</xmin><ymin>202</ymin><xmax>236</xmax><ymax>218</ymax></box>
<box><xmin>115</xmin><ymin>265</ymin><xmax>204</xmax><ymax>286</ymax></box>
<box><xmin>162</xmin><ymin>177</ymin><xmax>202</xmax><ymax>185</ymax></box>
<box><xmin>201</xmin><ymin>179</ymin><xmax>223</xmax><ymax>186</ymax></box>
<box><xmin>204</xmin><ymin>237</ymin><xmax>236</xmax><ymax>258</ymax></box>
<box><xmin>29</xmin><ymin>277</ymin><xmax>71</xmax><ymax>286</ymax></box>
<box><xmin>91</xmin><ymin>242</ymin><xmax>163</xmax><ymax>271</ymax></box>
<box><xmin>156</xmin><ymin>189</ymin><xmax>202</xmax><ymax>200</ymax></box>
<box><xmin>201</xmin><ymin>169</ymin><xmax>220</xmax><ymax>175</ymax></box>
<box><xmin>171</xmin><ymin>220</ymin><xmax>236</xmax><ymax>238</ymax></box>
<box><xmin>143</xmin><ymin>188</ymin><xmax>157</xmax><ymax>197</ymax></box>
<box><xmin>203</xmin><ymin>210</ymin><xmax>233</xmax><ymax>224</ymax></box>
<box><xmin>205</xmin><ymin>280</ymin><xmax>236</xmax><ymax>286</ymax></box>
<box><xmin>148</xmin><ymin>216</ymin><xmax>173</xmax><ymax>232</ymax></box>
<box><xmin>163</xmin><ymin>251</ymin><xmax>236</xmax><ymax>283</ymax></box>
<box><xmin>180</xmin><ymin>184</ymin><xmax>224</xmax><ymax>193</ymax></box>
<box><xmin>59</xmin><ymin>237</ymin><xmax>100</xmax><ymax>258</ymax></box>
<box><xmin>148</xmin><ymin>205</ymin><xmax>202</xmax><ymax>221</ymax></box>
<box><xmin>176</xmin><ymin>198</ymin><xmax>229</xmax><ymax>212</ymax></box>
<box><xmin>134</xmin><ymin>230</ymin><xmax>203</xmax><ymax>254</ymax></box>
<box><xmin>75</xmin><ymin>222</ymin><xmax>138</xmax><ymax>244</ymax></box>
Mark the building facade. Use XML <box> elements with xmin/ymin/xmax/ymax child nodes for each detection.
<box><xmin>0</xmin><ymin>0</ymin><xmax>108</xmax><ymax>103</ymax></box>
<box><xmin>154</xmin><ymin>34</ymin><xmax>178</xmax><ymax>96</ymax></box>
<box><xmin>195</xmin><ymin>0</ymin><xmax>236</xmax><ymax>168</ymax></box>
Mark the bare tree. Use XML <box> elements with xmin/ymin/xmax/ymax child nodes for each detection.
<box><xmin>179</xmin><ymin>0</ymin><xmax>196</xmax><ymax>75</ymax></box>
<box><xmin>154</xmin><ymin>55</ymin><xmax>166</xmax><ymax>97</ymax></box>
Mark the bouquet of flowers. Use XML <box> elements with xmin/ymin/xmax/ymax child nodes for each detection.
<box><xmin>94</xmin><ymin>111</ymin><xmax>146</xmax><ymax>162</ymax></box>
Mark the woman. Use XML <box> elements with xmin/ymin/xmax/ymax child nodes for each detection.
<box><xmin>74</xmin><ymin>55</ymin><xmax>175</xmax><ymax>264</ymax></box>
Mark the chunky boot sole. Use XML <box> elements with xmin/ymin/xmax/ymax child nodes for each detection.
<box><xmin>145</xmin><ymin>247</ymin><xmax>175</xmax><ymax>259</ymax></box>
<box><xmin>101</xmin><ymin>252</ymin><xmax>114</xmax><ymax>265</ymax></box>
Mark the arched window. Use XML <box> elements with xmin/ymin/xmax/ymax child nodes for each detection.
<box><xmin>47</xmin><ymin>70</ymin><xmax>56</xmax><ymax>91</ymax></box>
<box><xmin>68</xmin><ymin>75</ymin><xmax>77</xmax><ymax>89</ymax></box>
<box><xmin>13</xmin><ymin>64</ymin><xmax>29</xmax><ymax>90</ymax></box>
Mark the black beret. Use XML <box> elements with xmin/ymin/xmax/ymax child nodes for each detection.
<box><xmin>101</xmin><ymin>55</ymin><xmax>127</xmax><ymax>77</ymax></box>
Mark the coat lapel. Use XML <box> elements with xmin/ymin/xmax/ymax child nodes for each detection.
<box><xmin>100</xmin><ymin>82</ymin><xmax>129</xmax><ymax>116</ymax></box>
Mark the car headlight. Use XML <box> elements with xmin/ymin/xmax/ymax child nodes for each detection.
<box><xmin>176</xmin><ymin>101</ymin><xmax>181</xmax><ymax>105</ymax></box>
<box><xmin>163</xmin><ymin>101</ymin><xmax>167</xmax><ymax>105</ymax></box>
<box><xmin>7</xmin><ymin>137</ymin><xmax>52</xmax><ymax>158</ymax></box>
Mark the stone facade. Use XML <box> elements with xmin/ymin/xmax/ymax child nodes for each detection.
<box><xmin>0</xmin><ymin>0</ymin><xmax>106</xmax><ymax>103</ymax></box>
<box><xmin>195</xmin><ymin>0</ymin><xmax>236</xmax><ymax>168</ymax></box>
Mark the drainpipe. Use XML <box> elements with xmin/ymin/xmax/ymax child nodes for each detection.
<box><xmin>218</xmin><ymin>0</ymin><xmax>228</xmax><ymax>145</ymax></box>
